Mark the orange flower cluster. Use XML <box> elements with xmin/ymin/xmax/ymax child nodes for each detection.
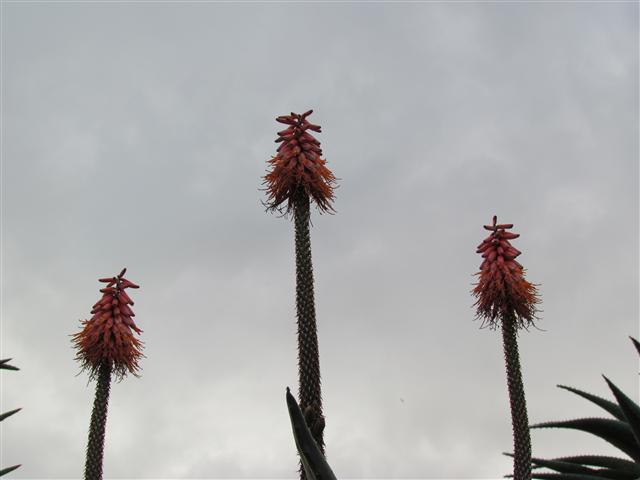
<box><xmin>72</xmin><ymin>268</ymin><xmax>143</xmax><ymax>379</ymax></box>
<box><xmin>473</xmin><ymin>216</ymin><xmax>539</xmax><ymax>328</ymax></box>
<box><xmin>263</xmin><ymin>109</ymin><xmax>337</xmax><ymax>214</ymax></box>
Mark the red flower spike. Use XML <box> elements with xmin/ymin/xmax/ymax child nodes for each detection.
<box><xmin>472</xmin><ymin>217</ymin><xmax>540</xmax><ymax>329</ymax></box>
<box><xmin>72</xmin><ymin>269</ymin><xmax>143</xmax><ymax>380</ymax></box>
<box><xmin>263</xmin><ymin>110</ymin><xmax>337</xmax><ymax>214</ymax></box>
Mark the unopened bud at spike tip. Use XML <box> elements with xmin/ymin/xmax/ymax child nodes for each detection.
<box><xmin>501</xmin><ymin>232</ymin><xmax>520</xmax><ymax>240</ymax></box>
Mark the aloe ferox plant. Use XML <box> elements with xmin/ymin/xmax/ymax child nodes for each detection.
<box><xmin>71</xmin><ymin>268</ymin><xmax>144</xmax><ymax>480</ymax></box>
<box><xmin>511</xmin><ymin>336</ymin><xmax>640</xmax><ymax>479</ymax></box>
<box><xmin>473</xmin><ymin>215</ymin><xmax>541</xmax><ymax>480</ymax></box>
<box><xmin>263</xmin><ymin>109</ymin><xmax>337</xmax><ymax>477</ymax></box>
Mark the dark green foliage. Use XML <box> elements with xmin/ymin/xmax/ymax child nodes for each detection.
<box><xmin>286</xmin><ymin>387</ymin><xmax>337</xmax><ymax>480</ymax></box>
<box><xmin>0</xmin><ymin>359</ymin><xmax>19</xmax><ymax>371</ymax></box>
<box><xmin>533</xmin><ymin>418</ymin><xmax>639</xmax><ymax>462</ymax></box>
<box><xmin>521</xmin><ymin>337</ymin><xmax>640</xmax><ymax>480</ymax></box>
<box><xmin>604</xmin><ymin>376</ymin><xmax>640</xmax><ymax>448</ymax></box>
<box><xmin>85</xmin><ymin>361</ymin><xmax>112</xmax><ymax>480</ymax></box>
<box><xmin>0</xmin><ymin>408</ymin><xmax>22</xmax><ymax>422</ymax></box>
<box><xmin>556</xmin><ymin>385</ymin><xmax>625</xmax><ymax>421</ymax></box>
<box><xmin>0</xmin><ymin>465</ymin><xmax>21</xmax><ymax>477</ymax></box>
<box><xmin>0</xmin><ymin>359</ymin><xmax>21</xmax><ymax>477</ymax></box>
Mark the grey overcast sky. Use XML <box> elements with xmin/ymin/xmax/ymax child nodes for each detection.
<box><xmin>1</xmin><ymin>1</ymin><xmax>638</xmax><ymax>479</ymax></box>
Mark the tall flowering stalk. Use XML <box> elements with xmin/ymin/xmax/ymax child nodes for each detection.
<box><xmin>472</xmin><ymin>216</ymin><xmax>540</xmax><ymax>480</ymax></box>
<box><xmin>71</xmin><ymin>268</ymin><xmax>143</xmax><ymax>480</ymax></box>
<box><xmin>263</xmin><ymin>110</ymin><xmax>337</xmax><ymax>467</ymax></box>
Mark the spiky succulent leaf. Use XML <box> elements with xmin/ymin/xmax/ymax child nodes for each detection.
<box><xmin>529</xmin><ymin>473</ymin><xmax>628</xmax><ymax>480</ymax></box>
<box><xmin>0</xmin><ymin>465</ymin><xmax>21</xmax><ymax>477</ymax></box>
<box><xmin>604</xmin><ymin>376</ymin><xmax>640</xmax><ymax>450</ymax></box>
<box><xmin>286</xmin><ymin>387</ymin><xmax>337</xmax><ymax>480</ymax></box>
<box><xmin>531</xmin><ymin>418</ymin><xmax>640</xmax><ymax>462</ymax></box>
<box><xmin>525</xmin><ymin>338</ymin><xmax>640</xmax><ymax>479</ymax></box>
<box><xmin>508</xmin><ymin>452</ymin><xmax>640</xmax><ymax>479</ymax></box>
<box><xmin>529</xmin><ymin>456</ymin><xmax>602</xmax><ymax>475</ymax></box>
<box><xmin>553</xmin><ymin>456</ymin><xmax>640</xmax><ymax>475</ymax></box>
<box><xmin>529</xmin><ymin>457</ymin><xmax>635</xmax><ymax>479</ymax></box>
<box><xmin>558</xmin><ymin>385</ymin><xmax>626</xmax><ymax>421</ymax></box>
<box><xmin>0</xmin><ymin>408</ymin><xmax>21</xmax><ymax>422</ymax></box>
<box><xmin>0</xmin><ymin>359</ymin><xmax>19</xmax><ymax>371</ymax></box>
<box><xmin>0</xmin><ymin>360</ymin><xmax>20</xmax><ymax>476</ymax></box>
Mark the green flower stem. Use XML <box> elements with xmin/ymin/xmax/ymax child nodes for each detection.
<box><xmin>294</xmin><ymin>192</ymin><xmax>326</xmax><ymax>475</ymax></box>
<box><xmin>85</xmin><ymin>361</ymin><xmax>112</xmax><ymax>480</ymax></box>
<box><xmin>502</xmin><ymin>315</ymin><xmax>532</xmax><ymax>480</ymax></box>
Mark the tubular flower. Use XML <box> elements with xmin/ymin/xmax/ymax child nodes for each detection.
<box><xmin>473</xmin><ymin>216</ymin><xmax>540</xmax><ymax>329</ymax></box>
<box><xmin>263</xmin><ymin>109</ymin><xmax>337</xmax><ymax>214</ymax></box>
<box><xmin>72</xmin><ymin>268</ymin><xmax>143</xmax><ymax>380</ymax></box>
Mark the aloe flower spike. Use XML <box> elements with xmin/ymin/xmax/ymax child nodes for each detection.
<box><xmin>472</xmin><ymin>216</ymin><xmax>540</xmax><ymax>480</ymax></box>
<box><xmin>264</xmin><ymin>111</ymin><xmax>337</xmax><ymax>479</ymax></box>
<box><xmin>72</xmin><ymin>269</ymin><xmax>143</xmax><ymax>480</ymax></box>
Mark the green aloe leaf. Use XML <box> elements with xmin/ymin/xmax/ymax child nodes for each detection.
<box><xmin>286</xmin><ymin>387</ymin><xmax>337</xmax><ymax>480</ymax></box>
<box><xmin>0</xmin><ymin>359</ymin><xmax>19</xmax><ymax>371</ymax></box>
<box><xmin>531</xmin><ymin>418</ymin><xmax>640</xmax><ymax>462</ymax></box>
<box><xmin>554</xmin><ymin>456</ymin><xmax>640</xmax><ymax>475</ymax></box>
<box><xmin>508</xmin><ymin>452</ymin><xmax>639</xmax><ymax>479</ymax></box>
<box><xmin>526</xmin><ymin>338</ymin><xmax>640</xmax><ymax>479</ymax></box>
<box><xmin>0</xmin><ymin>464</ymin><xmax>21</xmax><ymax>477</ymax></box>
<box><xmin>604</xmin><ymin>376</ymin><xmax>640</xmax><ymax>451</ymax></box>
<box><xmin>529</xmin><ymin>456</ymin><xmax>599</xmax><ymax>475</ymax></box>
<box><xmin>0</xmin><ymin>359</ymin><xmax>19</xmax><ymax>476</ymax></box>
<box><xmin>0</xmin><ymin>408</ymin><xmax>21</xmax><ymax>422</ymax></box>
<box><xmin>530</xmin><ymin>456</ymin><xmax>636</xmax><ymax>480</ymax></box>
<box><xmin>530</xmin><ymin>473</ymin><xmax>625</xmax><ymax>480</ymax></box>
<box><xmin>558</xmin><ymin>385</ymin><xmax>625</xmax><ymax>421</ymax></box>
